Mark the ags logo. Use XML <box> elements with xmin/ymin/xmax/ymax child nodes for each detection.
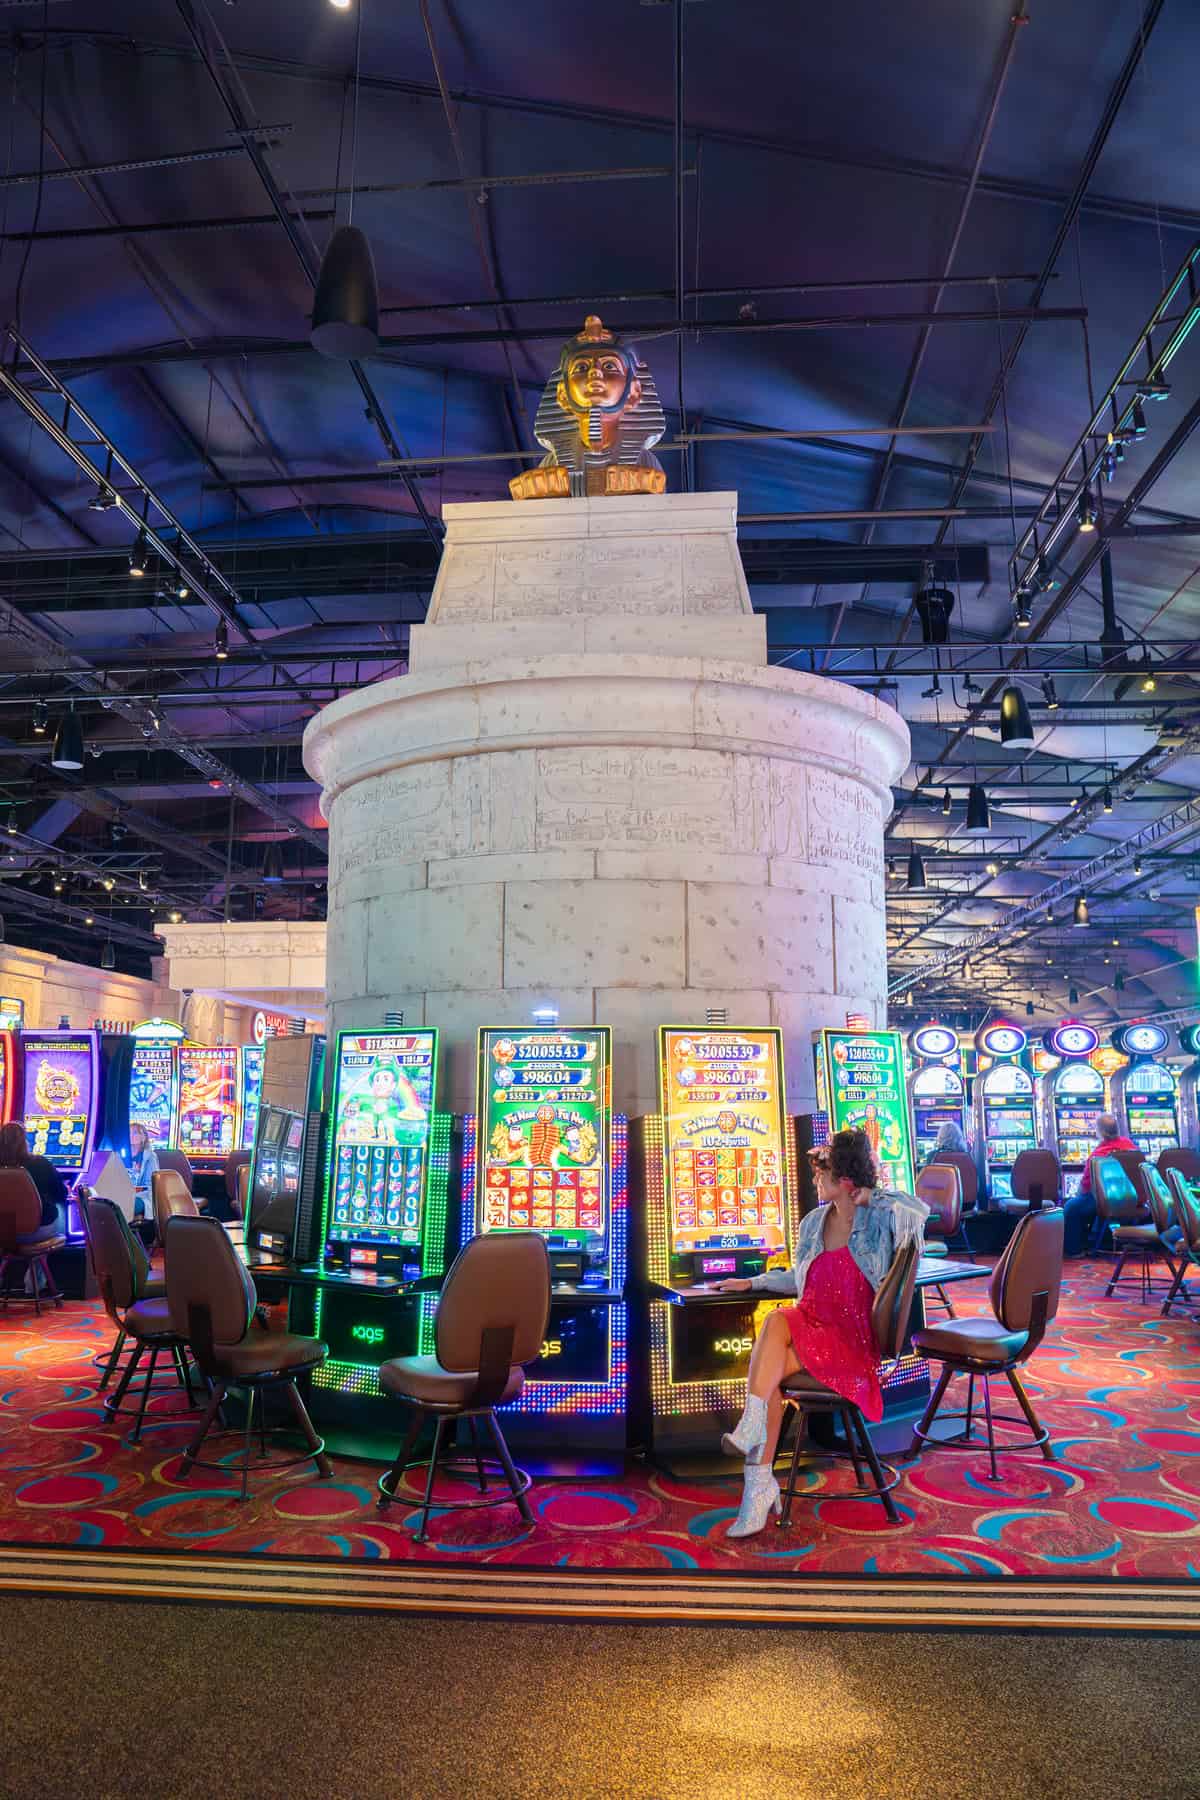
<box><xmin>714</xmin><ymin>1336</ymin><xmax>754</xmax><ymax>1356</ymax></box>
<box><xmin>351</xmin><ymin>1323</ymin><xmax>385</xmax><ymax>1346</ymax></box>
<box><xmin>539</xmin><ymin>1339</ymin><xmax>563</xmax><ymax>1359</ymax></box>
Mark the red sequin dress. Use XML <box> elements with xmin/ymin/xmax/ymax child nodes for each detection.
<box><xmin>781</xmin><ymin>1246</ymin><xmax>883</xmax><ymax>1421</ymax></box>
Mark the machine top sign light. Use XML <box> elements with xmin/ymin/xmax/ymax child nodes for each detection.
<box><xmin>1047</xmin><ymin>1021</ymin><xmax>1100</xmax><ymax>1059</ymax></box>
<box><xmin>911</xmin><ymin>1024</ymin><xmax>958</xmax><ymax>1062</ymax></box>
<box><xmin>1113</xmin><ymin>1022</ymin><xmax>1169</xmax><ymax>1059</ymax></box>
<box><xmin>976</xmin><ymin>1021</ymin><xmax>1027</xmax><ymax>1059</ymax></box>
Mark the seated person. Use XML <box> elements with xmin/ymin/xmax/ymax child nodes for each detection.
<box><xmin>715</xmin><ymin>1129</ymin><xmax>929</xmax><ymax>1538</ymax></box>
<box><xmin>1062</xmin><ymin>1114</ymin><xmax>1140</xmax><ymax>1256</ymax></box>
<box><xmin>0</xmin><ymin>1120</ymin><xmax>66</xmax><ymax>1227</ymax></box>
<box><xmin>128</xmin><ymin>1121</ymin><xmax>160</xmax><ymax>1223</ymax></box>
<box><xmin>924</xmin><ymin>1117</ymin><xmax>969</xmax><ymax>1165</ymax></box>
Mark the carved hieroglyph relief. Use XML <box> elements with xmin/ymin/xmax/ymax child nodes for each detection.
<box><xmin>807</xmin><ymin>766</ymin><xmax>883</xmax><ymax>878</ymax></box>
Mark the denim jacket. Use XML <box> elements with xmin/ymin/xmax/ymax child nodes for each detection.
<box><xmin>748</xmin><ymin>1188</ymin><xmax>930</xmax><ymax>1302</ymax></box>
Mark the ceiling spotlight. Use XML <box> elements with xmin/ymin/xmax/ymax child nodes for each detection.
<box><xmin>1101</xmin><ymin>448</ymin><xmax>1118</xmax><ymax>483</ymax></box>
<box><xmin>262</xmin><ymin>842</ymin><xmax>285</xmax><ymax>884</ymax></box>
<box><xmin>1076</xmin><ymin>491</ymin><xmax>1098</xmax><ymax>533</ymax></box>
<box><xmin>1103</xmin><ymin>955</ymin><xmax>1111</xmax><ymax>965</ymax></box>
<box><xmin>1073</xmin><ymin>895</ymin><xmax>1089</xmax><ymax>926</ymax></box>
<box><xmin>1133</xmin><ymin>855</ymin><xmax>1143</xmax><ymax>875</ymax></box>
<box><xmin>1045</xmin><ymin>953</ymin><xmax>1053</xmax><ymax>966</ymax></box>
<box><xmin>128</xmin><ymin>531</ymin><xmax>149</xmax><ymax>577</ymax></box>
<box><xmin>101</xmin><ymin>876</ymin><xmax>115</xmax><ymax>892</ymax></box>
<box><xmin>32</xmin><ymin>700</ymin><xmax>48</xmax><ymax>736</ymax></box>
<box><xmin>146</xmin><ymin>700</ymin><xmax>163</xmax><ymax>732</ymax></box>
<box><xmin>51</xmin><ymin>706</ymin><xmax>84</xmax><ymax>771</ymax></box>
<box><xmin>1013</xmin><ymin>591</ymin><xmax>1032</xmax><ymax>629</ymax></box>
<box><xmin>985</xmin><ymin>860</ymin><xmax>999</xmax><ymax>877</ymax></box>
<box><xmin>906</xmin><ymin>846</ymin><xmax>926</xmax><ymax>891</ymax></box>
<box><xmin>100</xmin><ymin>941</ymin><xmax>116</xmax><ymax>971</ymax></box>
<box><xmin>1102</xmin><ymin>783</ymin><xmax>1113</xmax><ymax>814</ymax></box>
<box><xmin>886</xmin><ymin>857</ymin><xmax>896</xmax><ymax>880</ymax></box>
<box><xmin>172</xmin><ymin>575</ymin><xmax>190</xmax><ymax>600</ymax></box>
<box><xmin>1139</xmin><ymin>658</ymin><xmax>1157</xmax><ymax>693</ymax></box>
<box><xmin>52</xmin><ymin>875</ymin><xmax>64</xmax><ymax>894</ymax></box>
<box><xmin>4</xmin><ymin>808</ymin><xmax>16</xmax><ymax>838</ymax></box>
<box><xmin>168</xmin><ymin>909</ymin><xmax>182</xmax><ymax>925</ymax></box>
<box><xmin>965</xmin><ymin>783</ymin><xmax>990</xmax><ymax>834</ymax></box>
<box><xmin>1111</xmin><ymin>935</ymin><xmax>1120</xmax><ymax>946</ymax></box>
<box><xmin>1041</xmin><ymin>677</ymin><xmax>1059</xmax><ymax>710</ymax></box>
<box><xmin>138</xmin><ymin>870</ymin><xmax>149</xmax><ymax>892</ymax></box>
<box><xmin>214</xmin><ymin>618</ymin><xmax>229</xmax><ymax>661</ymax></box>
<box><xmin>999</xmin><ymin>684</ymin><xmax>1035</xmax><ymax>747</ymax></box>
<box><xmin>1137</xmin><ymin>378</ymin><xmax>1172</xmax><ymax>403</ymax></box>
<box><xmin>1129</xmin><ymin>399</ymin><xmax>1148</xmax><ymax>439</ymax></box>
<box><xmin>83</xmin><ymin>913</ymin><xmax>94</xmax><ymax>927</ymax></box>
<box><xmin>941</xmin><ymin>787</ymin><xmax>952</xmax><ymax>816</ymax></box>
<box><xmin>914</xmin><ymin>583</ymin><xmax>955</xmax><ymax>646</ymax></box>
<box><xmin>921</xmin><ymin>676</ymin><xmax>943</xmax><ymax>700</ymax></box>
<box><xmin>88</xmin><ymin>485</ymin><xmax>120</xmax><ymax>512</ymax></box>
<box><xmin>329</xmin><ymin>0</ymin><xmax>352</xmax><ymax>8</ymax></box>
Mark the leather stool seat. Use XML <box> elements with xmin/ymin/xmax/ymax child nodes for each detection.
<box><xmin>915</xmin><ymin>1317</ymin><xmax>1029</xmax><ymax>1364</ymax></box>
<box><xmin>1112</xmin><ymin>1221</ymin><xmax>1157</xmax><ymax>1244</ymax></box>
<box><xmin>124</xmin><ymin>1296</ymin><xmax>177</xmax><ymax>1338</ymax></box>
<box><xmin>922</xmin><ymin>1240</ymin><xmax>949</xmax><ymax>1259</ymax></box>
<box><xmin>209</xmin><ymin>1332</ymin><xmax>327</xmax><ymax>1380</ymax></box>
<box><xmin>16</xmin><ymin>1222</ymin><xmax>66</xmax><ymax>1252</ymax></box>
<box><xmin>779</xmin><ymin>1369</ymin><xmax>844</xmax><ymax>1403</ymax></box>
<box><xmin>381</xmin><ymin>1353</ymin><xmax>525</xmax><ymax>1408</ymax></box>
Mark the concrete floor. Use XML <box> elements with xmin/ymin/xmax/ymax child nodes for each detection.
<box><xmin>5</xmin><ymin>1595</ymin><xmax>1192</xmax><ymax>1798</ymax></box>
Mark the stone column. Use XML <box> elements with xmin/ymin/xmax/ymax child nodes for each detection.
<box><xmin>303</xmin><ymin>493</ymin><xmax>909</xmax><ymax>1115</ymax></box>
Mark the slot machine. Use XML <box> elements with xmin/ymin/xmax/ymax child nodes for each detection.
<box><xmin>1110</xmin><ymin>1022</ymin><xmax>1179</xmax><ymax>1159</ymax></box>
<box><xmin>460</xmin><ymin>1025</ymin><xmax>626</xmax><ymax>1456</ymax></box>
<box><xmin>630</xmin><ymin>1025</ymin><xmax>797</xmax><ymax>1460</ymax></box>
<box><xmin>238</xmin><ymin>1045</ymin><xmax>264</xmax><ymax>1153</ymax></box>
<box><xmin>19</xmin><ymin>1028</ymin><xmax>102</xmax><ymax>1238</ymax></box>
<box><xmin>1040</xmin><ymin>1021</ymin><xmax>1106</xmax><ymax>1198</ymax></box>
<box><xmin>244</xmin><ymin>1034</ymin><xmax>327</xmax><ymax>1264</ymax></box>
<box><xmin>308</xmin><ymin>1028</ymin><xmax>453</xmax><ymax>1404</ymax></box>
<box><xmin>1179</xmin><ymin>1025</ymin><xmax>1200</xmax><ymax>1148</ymax></box>
<box><xmin>128</xmin><ymin>1017</ymin><xmax>184</xmax><ymax>1155</ymax></box>
<box><xmin>906</xmin><ymin>1023</ymin><xmax>967</xmax><ymax>1163</ymax></box>
<box><xmin>973</xmin><ymin>1019</ymin><xmax>1038</xmax><ymax>1203</ymax></box>
<box><xmin>176</xmin><ymin>1044</ymin><xmax>240</xmax><ymax>1169</ymax></box>
<box><xmin>0</xmin><ymin>1024</ymin><xmax>15</xmax><ymax>1130</ymax></box>
<box><xmin>813</xmin><ymin>1026</ymin><xmax>916</xmax><ymax>1193</ymax></box>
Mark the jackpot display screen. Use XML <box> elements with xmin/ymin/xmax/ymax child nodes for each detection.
<box><xmin>129</xmin><ymin>1043</ymin><xmax>177</xmax><ymax>1150</ymax></box>
<box><xmin>816</xmin><ymin>1029</ymin><xmax>915</xmax><ymax>1193</ymax></box>
<box><xmin>22</xmin><ymin>1032</ymin><xmax>99</xmax><ymax>1170</ymax></box>
<box><xmin>476</xmin><ymin>1028</ymin><xmax>610</xmax><ymax>1248</ymax></box>
<box><xmin>177</xmin><ymin>1046</ymin><xmax>239</xmax><ymax>1163</ymax></box>
<box><xmin>658</xmin><ymin>1027</ymin><xmax>788</xmax><ymax>1256</ymax></box>
<box><xmin>240</xmin><ymin>1046</ymin><xmax>264</xmax><ymax>1152</ymax></box>
<box><xmin>327</xmin><ymin>1030</ymin><xmax>437</xmax><ymax>1247</ymax></box>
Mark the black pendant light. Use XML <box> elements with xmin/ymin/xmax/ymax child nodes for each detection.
<box><xmin>311</xmin><ymin>3</ymin><xmax>379</xmax><ymax>358</ymax></box>
<box><xmin>906</xmin><ymin>845</ymin><xmax>926</xmax><ymax>890</ymax></box>
<box><xmin>262</xmin><ymin>842</ymin><xmax>285</xmax><ymax>885</ymax></box>
<box><xmin>100</xmin><ymin>940</ymin><xmax>116</xmax><ymax>971</ymax></box>
<box><xmin>999</xmin><ymin>685</ymin><xmax>1035</xmax><ymax>748</ymax></box>
<box><xmin>965</xmin><ymin>783</ymin><xmax>991</xmax><ymax>834</ymax></box>
<box><xmin>1025</xmin><ymin>1000</ymin><xmax>1035</xmax><ymax>1017</ymax></box>
<box><xmin>51</xmin><ymin>705</ymin><xmax>84</xmax><ymax>771</ymax></box>
<box><xmin>1068</xmin><ymin>984</ymin><xmax>1079</xmax><ymax>1005</ymax></box>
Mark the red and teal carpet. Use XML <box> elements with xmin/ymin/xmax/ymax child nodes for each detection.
<box><xmin>2</xmin><ymin>1261</ymin><xmax>1199</xmax><ymax>1580</ymax></box>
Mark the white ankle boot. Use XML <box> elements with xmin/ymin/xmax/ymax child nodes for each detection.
<box><xmin>721</xmin><ymin>1393</ymin><xmax>768</xmax><ymax>1461</ymax></box>
<box><xmin>726</xmin><ymin>1463</ymin><xmax>782</xmax><ymax>1539</ymax></box>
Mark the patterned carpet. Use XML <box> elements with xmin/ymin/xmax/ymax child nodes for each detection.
<box><xmin>2</xmin><ymin>1259</ymin><xmax>1199</xmax><ymax>1579</ymax></box>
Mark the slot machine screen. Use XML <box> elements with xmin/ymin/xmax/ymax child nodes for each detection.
<box><xmin>249</xmin><ymin>1106</ymin><xmax>303</xmax><ymax>1241</ymax></box>
<box><xmin>22</xmin><ymin>1032</ymin><xmax>98</xmax><ymax>1171</ymax></box>
<box><xmin>129</xmin><ymin>1043</ymin><xmax>177</xmax><ymax>1150</ymax></box>
<box><xmin>476</xmin><ymin>1027</ymin><xmax>609</xmax><ymax>1250</ymax></box>
<box><xmin>240</xmin><ymin>1046</ymin><xmax>264</xmax><ymax>1152</ymax></box>
<box><xmin>177</xmin><ymin>1046</ymin><xmax>239</xmax><ymax>1163</ymax></box>
<box><xmin>816</xmin><ymin>1028</ymin><xmax>916</xmax><ymax>1193</ymax></box>
<box><xmin>327</xmin><ymin>1030</ymin><xmax>437</xmax><ymax>1248</ymax></box>
<box><xmin>659</xmin><ymin>1027</ymin><xmax>787</xmax><ymax>1257</ymax></box>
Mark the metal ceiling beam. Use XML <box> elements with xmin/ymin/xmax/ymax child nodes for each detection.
<box><xmin>0</xmin><ymin>882</ymin><xmax>162</xmax><ymax>953</ymax></box>
<box><xmin>0</xmin><ymin>132</ymin><xmax>293</xmax><ymax>189</ymax></box>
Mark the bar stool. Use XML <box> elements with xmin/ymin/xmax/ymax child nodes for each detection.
<box><xmin>907</xmin><ymin>1207</ymin><xmax>1063</xmax><ymax>1481</ymax></box>
<box><xmin>86</xmin><ymin>1196</ymin><xmax>197</xmax><ymax>1441</ymax></box>
<box><xmin>1094</xmin><ymin>1158</ymin><xmax>1171</xmax><ymax>1301</ymax></box>
<box><xmin>152</xmin><ymin>1169</ymin><xmax>198</xmax><ymax>1248</ymax></box>
<box><xmin>1160</xmin><ymin>1148</ymin><xmax>1200</xmax><ymax>1187</ymax></box>
<box><xmin>1162</xmin><ymin>1173</ymin><xmax>1200</xmax><ymax>1318</ymax></box>
<box><xmin>0</xmin><ymin>1168</ymin><xmax>65</xmax><ymax>1314</ymax></box>
<box><xmin>166</xmin><ymin>1215</ymin><xmax>332</xmax><ymax>1501</ymax></box>
<box><xmin>1000</xmin><ymin>1149</ymin><xmax>1060</xmax><ymax>1219</ymax></box>
<box><xmin>377</xmin><ymin>1231</ymin><xmax>550</xmax><ymax>1544</ymax></box>
<box><xmin>776</xmin><ymin>1238</ymin><xmax>919</xmax><ymax>1527</ymax></box>
<box><xmin>78</xmin><ymin>1189</ymin><xmax>165</xmax><ymax>1390</ymax></box>
<box><xmin>926</xmin><ymin>1150</ymin><xmax>979</xmax><ymax>1221</ymax></box>
<box><xmin>916</xmin><ymin>1164</ymin><xmax>963</xmax><ymax>1317</ymax></box>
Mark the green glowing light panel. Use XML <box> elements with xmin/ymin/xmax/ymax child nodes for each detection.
<box><xmin>814</xmin><ymin>1027</ymin><xmax>916</xmax><ymax>1193</ymax></box>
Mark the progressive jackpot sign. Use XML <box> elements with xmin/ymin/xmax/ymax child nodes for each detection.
<box><xmin>476</xmin><ymin>1028</ymin><xmax>610</xmax><ymax>1246</ymax></box>
<box><xmin>658</xmin><ymin>1027</ymin><xmax>788</xmax><ymax>1256</ymax></box>
<box><xmin>817</xmin><ymin>1028</ymin><xmax>915</xmax><ymax>1193</ymax></box>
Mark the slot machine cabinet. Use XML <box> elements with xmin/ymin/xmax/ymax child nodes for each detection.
<box><xmin>302</xmin><ymin>1028</ymin><xmax>454</xmax><ymax>1422</ymax></box>
<box><xmin>630</xmin><ymin>1026</ymin><xmax>801</xmax><ymax>1461</ymax></box>
<box><xmin>1110</xmin><ymin>1022</ymin><xmax>1180</xmax><ymax>1159</ymax></box>
<box><xmin>176</xmin><ymin>1044</ymin><xmax>241</xmax><ymax>1171</ymax></box>
<box><xmin>0</xmin><ymin>1028</ymin><xmax>16</xmax><ymax>1130</ymax></box>
<box><xmin>244</xmin><ymin>1034</ymin><xmax>327</xmax><ymax>1264</ymax></box>
<box><xmin>238</xmin><ymin>1045</ymin><xmax>264</xmax><ymax>1154</ymax></box>
<box><xmin>19</xmin><ymin>1028</ymin><xmax>102</xmax><ymax>1240</ymax></box>
<box><xmin>128</xmin><ymin>1018</ymin><xmax>184</xmax><ymax>1155</ymax></box>
<box><xmin>460</xmin><ymin>1026</ymin><xmax>627</xmax><ymax>1459</ymax></box>
<box><xmin>813</xmin><ymin>1026</ymin><xmax>917</xmax><ymax>1193</ymax></box>
<box><xmin>1041</xmin><ymin>1022</ymin><xmax>1106</xmax><ymax>1198</ymax></box>
<box><xmin>1178</xmin><ymin>1025</ymin><xmax>1200</xmax><ymax>1148</ymax></box>
<box><xmin>906</xmin><ymin>1023</ymin><xmax>968</xmax><ymax>1163</ymax></box>
<box><xmin>972</xmin><ymin>1020</ymin><xmax>1038</xmax><ymax>1204</ymax></box>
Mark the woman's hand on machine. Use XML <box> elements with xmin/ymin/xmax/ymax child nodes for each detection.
<box><xmin>715</xmin><ymin>1277</ymin><xmax>753</xmax><ymax>1294</ymax></box>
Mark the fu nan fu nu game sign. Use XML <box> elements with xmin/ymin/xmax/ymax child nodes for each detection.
<box><xmin>814</xmin><ymin>1028</ymin><xmax>916</xmax><ymax>1194</ymax></box>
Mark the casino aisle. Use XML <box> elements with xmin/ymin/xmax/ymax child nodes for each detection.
<box><xmin>2</xmin><ymin>1595</ymin><xmax>1192</xmax><ymax>1800</ymax></box>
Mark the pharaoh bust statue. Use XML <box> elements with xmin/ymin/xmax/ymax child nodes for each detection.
<box><xmin>509</xmin><ymin>315</ymin><xmax>667</xmax><ymax>500</ymax></box>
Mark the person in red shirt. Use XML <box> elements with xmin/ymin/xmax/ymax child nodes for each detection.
<box><xmin>1063</xmin><ymin>1115</ymin><xmax>1140</xmax><ymax>1255</ymax></box>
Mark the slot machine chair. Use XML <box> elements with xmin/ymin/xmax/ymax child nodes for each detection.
<box><xmin>377</xmin><ymin>1231</ymin><xmax>551</xmax><ymax>1545</ymax></box>
<box><xmin>915</xmin><ymin>1164</ymin><xmax>965</xmax><ymax>1317</ymax></box>
<box><xmin>85</xmin><ymin>1197</ymin><xmax>197</xmax><ymax>1440</ymax></box>
<box><xmin>1103</xmin><ymin>1162</ymin><xmax>1187</xmax><ymax>1305</ymax></box>
<box><xmin>235</xmin><ymin>1161</ymin><xmax>251</xmax><ymax>1221</ymax></box>
<box><xmin>1092</xmin><ymin>1158</ymin><xmax>1170</xmax><ymax>1302</ymax></box>
<box><xmin>156</xmin><ymin>1149</ymin><xmax>195</xmax><ymax>1193</ymax></box>
<box><xmin>907</xmin><ymin>1207</ymin><xmax>1063</xmax><ymax>1483</ymax></box>
<box><xmin>165</xmin><ymin>1215</ymin><xmax>332</xmax><ymax>1502</ymax></box>
<box><xmin>0</xmin><ymin>1168</ymin><xmax>65</xmax><ymax>1315</ymax></box>
<box><xmin>223</xmin><ymin>1150</ymin><xmax>251</xmax><ymax>1217</ymax></box>
<box><xmin>1159</xmin><ymin>1147</ymin><xmax>1200</xmax><ymax>1187</ymax></box>
<box><xmin>998</xmin><ymin>1149</ymin><xmax>1060</xmax><ymax>1219</ymax></box>
<box><xmin>776</xmin><ymin>1238</ymin><xmax>919</xmax><ymax>1527</ymax></box>
<box><xmin>1161</xmin><ymin>1173</ymin><xmax>1200</xmax><ymax>1318</ymax></box>
<box><xmin>152</xmin><ymin>1169</ymin><xmax>198</xmax><ymax>1248</ymax></box>
<box><xmin>77</xmin><ymin>1189</ymin><xmax>164</xmax><ymax>1390</ymax></box>
<box><xmin>927</xmin><ymin>1149</ymin><xmax>979</xmax><ymax>1218</ymax></box>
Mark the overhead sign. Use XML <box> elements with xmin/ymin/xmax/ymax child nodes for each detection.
<box><xmin>911</xmin><ymin>1024</ymin><xmax>958</xmax><ymax>1063</ymax></box>
<box><xmin>976</xmin><ymin>1021</ymin><xmax>1027</xmax><ymax>1060</ymax></box>
<box><xmin>1113</xmin><ymin>1022</ymin><xmax>1169</xmax><ymax>1059</ymax></box>
<box><xmin>1047</xmin><ymin>1022</ymin><xmax>1099</xmax><ymax>1059</ymax></box>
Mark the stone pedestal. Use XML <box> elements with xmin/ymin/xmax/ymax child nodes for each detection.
<box><xmin>303</xmin><ymin>494</ymin><xmax>909</xmax><ymax>1114</ymax></box>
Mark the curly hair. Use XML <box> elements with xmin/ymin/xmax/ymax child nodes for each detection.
<box><xmin>827</xmin><ymin>1128</ymin><xmax>879</xmax><ymax>1191</ymax></box>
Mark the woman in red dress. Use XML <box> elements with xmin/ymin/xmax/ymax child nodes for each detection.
<box><xmin>717</xmin><ymin>1128</ymin><xmax>928</xmax><ymax>1537</ymax></box>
